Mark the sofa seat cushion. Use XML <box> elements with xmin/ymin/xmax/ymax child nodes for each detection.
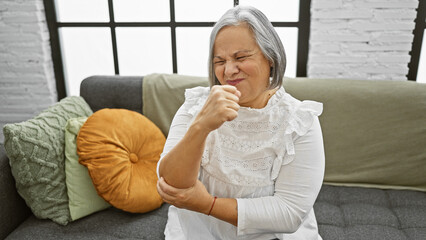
<box><xmin>6</xmin><ymin>204</ymin><xmax>170</xmax><ymax>240</ymax></box>
<box><xmin>315</xmin><ymin>185</ymin><xmax>426</xmax><ymax>240</ymax></box>
<box><xmin>6</xmin><ymin>185</ymin><xmax>426</xmax><ymax>239</ymax></box>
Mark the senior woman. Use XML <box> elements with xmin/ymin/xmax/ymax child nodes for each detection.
<box><xmin>157</xmin><ymin>5</ymin><xmax>325</xmax><ymax>240</ymax></box>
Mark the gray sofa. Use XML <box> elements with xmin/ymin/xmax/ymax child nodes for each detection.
<box><xmin>1</xmin><ymin>75</ymin><xmax>426</xmax><ymax>239</ymax></box>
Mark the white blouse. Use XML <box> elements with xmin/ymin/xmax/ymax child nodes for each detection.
<box><xmin>157</xmin><ymin>86</ymin><xmax>325</xmax><ymax>240</ymax></box>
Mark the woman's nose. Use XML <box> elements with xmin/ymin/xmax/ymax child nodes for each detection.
<box><xmin>224</xmin><ymin>61</ymin><xmax>239</xmax><ymax>77</ymax></box>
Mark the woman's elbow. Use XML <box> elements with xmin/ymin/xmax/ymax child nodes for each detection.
<box><xmin>276</xmin><ymin>201</ymin><xmax>308</xmax><ymax>233</ymax></box>
<box><xmin>283</xmin><ymin>211</ymin><xmax>304</xmax><ymax>233</ymax></box>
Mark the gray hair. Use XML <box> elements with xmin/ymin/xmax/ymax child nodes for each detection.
<box><xmin>208</xmin><ymin>5</ymin><xmax>286</xmax><ymax>89</ymax></box>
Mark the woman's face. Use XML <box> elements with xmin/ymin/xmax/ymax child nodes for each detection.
<box><xmin>213</xmin><ymin>24</ymin><xmax>272</xmax><ymax>108</ymax></box>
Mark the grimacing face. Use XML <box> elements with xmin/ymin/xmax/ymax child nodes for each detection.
<box><xmin>213</xmin><ymin>24</ymin><xmax>273</xmax><ymax>109</ymax></box>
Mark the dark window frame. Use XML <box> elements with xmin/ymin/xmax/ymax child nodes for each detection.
<box><xmin>407</xmin><ymin>0</ymin><xmax>425</xmax><ymax>81</ymax></box>
<box><xmin>44</xmin><ymin>0</ymin><xmax>424</xmax><ymax>101</ymax></box>
<box><xmin>44</xmin><ymin>0</ymin><xmax>311</xmax><ymax>100</ymax></box>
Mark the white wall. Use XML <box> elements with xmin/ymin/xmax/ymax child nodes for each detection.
<box><xmin>308</xmin><ymin>0</ymin><xmax>418</xmax><ymax>80</ymax></box>
<box><xmin>0</xmin><ymin>0</ymin><xmax>57</xmax><ymax>144</ymax></box>
<box><xmin>0</xmin><ymin>0</ymin><xmax>421</xmax><ymax>144</ymax></box>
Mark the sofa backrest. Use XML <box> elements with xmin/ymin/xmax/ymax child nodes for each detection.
<box><xmin>284</xmin><ymin>78</ymin><xmax>426</xmax><ymax>192</ymax></box>
<box><xmin>81</xmin><ymin>75</ymin><xmax>426</xmax><ymax>192</ymax></box>
<box><xmin>80</xmin><ymin>75</ymin><xmax>143</xmax><ymax>114</ymax></box>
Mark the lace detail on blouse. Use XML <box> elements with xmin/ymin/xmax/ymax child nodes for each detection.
<box><xmin>223</xmin><ymin>120</ymin><xmax>282</xmax><ymax>133</ymax></box>
<box><xmin>221</xmin><ymin>155</ymin><xmax>274</xmax><ymax>171</ymax></box>
<box><xmin>204</xmin><ymin>145</ymin><xmax>275</xmax><ymax>171</ymax></box>
<box><xmin>201</xmin><ymin>142</ymin><xmax>277</xmax><ymax>187</ymax></box>
<box><xmin>202</xmin><ymin>161</ymin><xmax>276</xmax><ymax>187</ymax></box>
<box><xmin>185</xmin><ymin>86</ymin><xmax>323</xmax><ymax>186</ymax></box>
<box><xmin>217</xmin><ymin>134</ymin><xmax>282</xmax><ymax>153</ymax></box>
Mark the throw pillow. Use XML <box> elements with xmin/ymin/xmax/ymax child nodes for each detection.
<box><xmin>64</xmin><ymin>117</ymin><xmax>110</xmax><ymax>221</ymax></box>
<box><xmin>77</xmin><ymin>108</ymin><xmax>165</xmax><ymax>213</ymax></box>
<box><xmin>3</xmin><ymin>96</ymin><xmax>93</xmax><ymax>225</ymax></box>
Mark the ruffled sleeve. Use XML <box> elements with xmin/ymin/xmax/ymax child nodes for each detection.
<box><xmin>183</xmin><ymin>86</ymin><xmax>210</xmax><ymax>116</ymax></box>
<box><xmin>270</xmin><ymin>96</ymin><xmax>323</xmax><ymax>180</ymax></box>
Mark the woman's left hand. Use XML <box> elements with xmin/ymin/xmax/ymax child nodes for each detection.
<box><xmin>157</xmin><ymin>177</ymin><xmax>214</xmax><ymax>215</ymax></box>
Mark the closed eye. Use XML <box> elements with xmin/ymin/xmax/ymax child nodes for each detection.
<box><xmin>236</xmin><ymin>54</ymin><xmax>253</xmax><ymax>60</ymax></box>
<box><xmin>214</xmin><ymin>60</ymin><xmax>225</xmax><ymax>65</ymax></box>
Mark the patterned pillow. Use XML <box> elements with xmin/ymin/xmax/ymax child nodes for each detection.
<box><xmin>3</xmin><ymin>96</ymin><xmax>93</xmax><ymax>225</ymax></box>
<box><xmin>77</xmin><ymin>109</ymin><xmax>164</xmax><ymax>213</ymax></box>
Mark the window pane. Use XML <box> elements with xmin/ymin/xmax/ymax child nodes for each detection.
<box><xmin>113</xmin><ymin>0</ymin><xmax>170</xmax><ymax>22</ymax></box>
<box><xmin>176</xmin><ymin>27</ymin><xmax>212</xmax><ymax>77</ymax></box>
<box><xmin>55</xmin><ymin>0</ymin><xmax>109</xmax><ymax>22</ymax></box>
<box><xmin>239</xmin><ymin>0</ymin><xmax>299</xmax><ymax>22</ymax></box>
<box><xmin>417</xmin><ymin>29</ymin><xmax>426</xmax><ymax>83</ymax></box>
<box><xmin>116</xmin><ymin>27</ymin><xmax>173</xmax><ymax>75</ymax></box>
<box><xmin>175</xmin><ymin>0</ymin><xmax>232</xmax><ymax>22</ymax></box>
<box><xmin>275</xmin><ymin>28</ymin><xmax>298</xmax><ymax>78</ymax></box>
<box><xmin>59</xmin><ymin>28</ymin><xmax>115</xmax><ymax>96</ymax></box>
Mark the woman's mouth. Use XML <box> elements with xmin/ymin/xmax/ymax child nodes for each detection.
<box><xmin>226</xmin><ymin>78</ymin><xmax>244</xmax><ymax>86</ymax></box>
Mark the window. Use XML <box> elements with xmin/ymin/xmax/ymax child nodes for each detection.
<box><xmin>417</xmin><ymin>29</ymin><xmax>426</xmax><ymax>83</ymax></box>
<box><xmin>44</xmin><ymin>0</ymin><xmax>425</xmax><ymax>98</ymax></box>
<box><xmin>44</xmin><ymin>0</ymin><xmax>309</xmax><ymax>98</ymax></box>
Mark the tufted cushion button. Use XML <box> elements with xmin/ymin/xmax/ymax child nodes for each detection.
<box><xmin>129</xmin><ymin>153</ymin><xmax>138</xmax><ymax>163</ymax></box>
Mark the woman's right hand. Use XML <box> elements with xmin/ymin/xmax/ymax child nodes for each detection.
<box><xmin>193</xmin><ymin>85</ymin><xmax>241</xmax><ymax>132</ymax></box>
<box><xmin>157</xmin><ymin>177</ymin><xmax>214</xmax><ymax>215</ymax></box>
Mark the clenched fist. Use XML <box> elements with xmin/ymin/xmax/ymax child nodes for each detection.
<box><xmin>192</xmin><ymin>85</ymin><xmax>241</xmax><ymax>133</ymax></box>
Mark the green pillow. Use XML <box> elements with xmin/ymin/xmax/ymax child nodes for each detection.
<box><xmin>64</xmin><ymin>117</ymin><xmax>110</xmax><ymax>221</ymax></box>
<box><xmin>3</xmin><ymin>96</ymin><xmax>93</xmax><ymax>225</ymax></box>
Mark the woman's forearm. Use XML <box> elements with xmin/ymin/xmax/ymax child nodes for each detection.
<box><xmin>158</xmin><ymin>122</ymin><xmax>210</xmax><ymax>188</ymax></box>
<box><xmin>156</xmin><ymin>178</ymin><xmax>238</xmax><ymax>226</ymax></box>
<box><xmin>159</xmin><ymin>85</ymin><xmax>240</xmax><ymax>188</ymax></box>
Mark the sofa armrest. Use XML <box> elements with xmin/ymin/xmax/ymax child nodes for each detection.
<box><xmin>80</xmin><ymin>75</ymin><xmax>144</xmax><ymax>114</ymax></box>
<box><xmin>0</xmin><ymin>145</ymin><xmax>31</xmax><ymax>239</ymax></box>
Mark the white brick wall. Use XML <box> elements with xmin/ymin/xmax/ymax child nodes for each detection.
<box><xmin>308</xmin><ymin>0</ymin><xmax>418</xmax><ymax>80</ymax></box>
<box><xmin>0</xmin><ymin>0</ymin><xmax>57</xmax><ymax>144</ymax></box>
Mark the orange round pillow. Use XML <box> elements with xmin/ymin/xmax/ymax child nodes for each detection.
<box><xmin>77</xmin><ymin>108</ymin><xmax>165</xmax><ymax>213</ymax></box>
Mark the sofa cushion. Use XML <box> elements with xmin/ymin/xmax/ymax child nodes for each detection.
<box><xmin>6</xmin><ymin>204</ymin><xmax>170</xmax><ymax>240</ymax></box>
<box><xmin>284</xmin><ymin>78</ymin><xmax>426</xmax><ymax>192</ymax></box>
<box><xmin>2</xmin><ymin>96</ymin><xmax>93</xmax><ymax>225</ymax></box>
<box><xmin>7</xmin><ymin>185</ymin><xmax>426</xmax><ymax>240</ymax></box>
<box><xmin>314</xmin><ymin>185</ymin><xmax>426</xmax><ymax>240</ymax></box>
<box><xmin>0</xmin><ymin>145</ymin><xmax>31</xmax><ymax>240</ymax></box>
<box><xmin>64</xmin><ymin>117</ymin><xmax>110</xmax><ymax>221</ymax></box>
<box><xmin>77</xmin><ymin>109</ymin><xmax>165</xmax><ymax>213</ymax></box>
